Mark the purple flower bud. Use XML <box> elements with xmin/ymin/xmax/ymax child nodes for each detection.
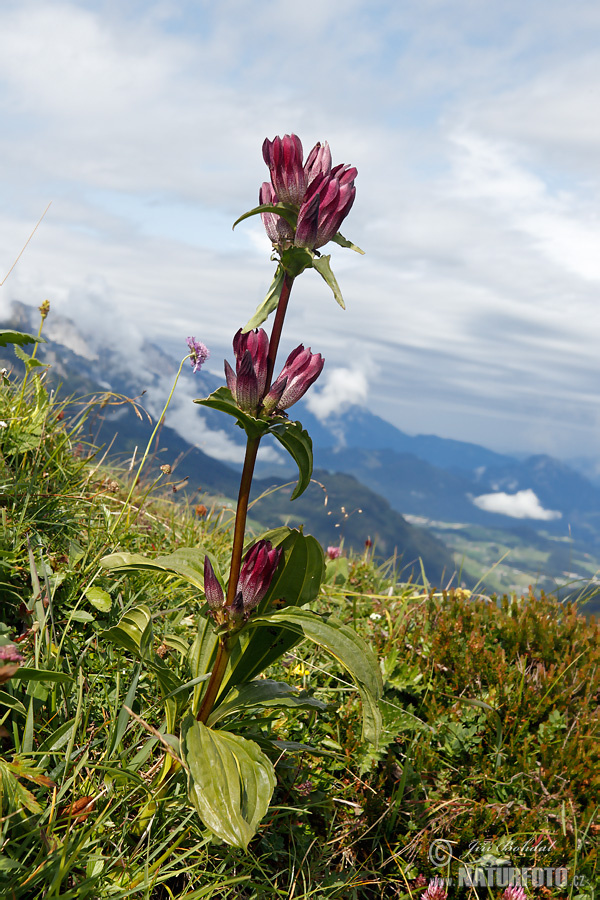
<box><xmin>294</xmin><ymin>187</ymin><xmax>321</xmax><ymax>251</ymax></box>
<box><xmin>263</xmin><ymin>345</ymin><xmax>324</xmax><ymax>412</ymax></box>
<box><xmin>235</xmin><ymin>350</ymin><xmax>260</xmax><ymax>414</ymax></box>
<box><xmin>203</xmin><ymin>557</ymin><xmax>224</xmax><ymax>611</ymax></box>
<box><xmin>225</xmin><ymin>328</ymin><xmax>269</xmax><ymax>415</ymax></box>
<box><xmin>303</xmin><ymin>141</ymin><xmax>332</xmax><ymax>188</ymax></box>
<box><xmin>262</xmin><ymin>134</ymin><xmax>306</xmax><ymax>206</ymax></box>
<box><xmin>327</xmin><ymin>546</ymin><xmax>342</xmax><ymax>560</ymax></box>
<box><xmin>259</xmin><ymin>182</ymin><xmax>294</xmax><ymax>246</ymax></box>
<box><xmin>295</xmin><ymin>165</ymin><xmax>357</xmax><ymax>250</ymax></box>
<box><xmin>422</xmin><ymin>878</ymin><xmax>448</xmax><ymax>900</ymax></box>
<box><xmin>187</xmin><ymin>337</ymin><xmax>210</xmax><ymax>373</ymax></box>
<box><xmin>236</xmin><ymin>540</ymin><xmax>282</xmax><ymax>615</ymax></box>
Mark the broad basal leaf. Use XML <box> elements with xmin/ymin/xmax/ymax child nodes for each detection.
<box><xmin>182</xmin><ymin>718</ymin><xmax>276</xmax><ymax>850</ymax></box>
<box><xmin>249</xmin><ymin>607</ymin><xmax>383</xmax><ymax>746</ymax></box>
<box><xmin>102</xmin><ymin>605</ymin><xmax>153</xmax><ymax>656</ymax></box>
<box><xmin>100</xmin><ymin>547</ymin><xmax>208</xmax><ymax>591</ymax></box>
<box><xmin>207</xmin><ymin>678</ymin><xmax>327</xmax><ymax>726</ymax></box>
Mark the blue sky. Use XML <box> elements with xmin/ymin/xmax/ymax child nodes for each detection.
<box><xmin>2</xmin><ymin>0</ymin><xmax>600</xmax><ymax>462</ymax></box>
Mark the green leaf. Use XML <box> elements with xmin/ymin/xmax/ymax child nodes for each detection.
<box><xmin>0</xmin><ymin>329</ymin><xmax>45</xmax><ymax>348</ymax></box>
<box><xmin>0</xmin><ymin>691</ymin><xmax>26</xmax><ymax>714</ymax></box>
<box><xmin>101</xmin><ymin>547</ymin><xmax>208</xmax><ymax>591</ymax></box>
<box><xmin>232</xmin><ymin>202</ymin><xmax>298</xmax><ymax>231</ymax></box>
<box><xmin>249</xmin><ymin>608</ymin><xmax>383</xmax><ymax>745</ymax></box>
<box><xmin>15</xmin><ymin>668</ymin><xmax>74</xmax><ymax>684</ymax></box>
<box><xmin>102</xmin><ymin>605</ymin><xmax>153</xmax><ymax>656</ymax></box>
<box><xmin>207</xmin><ymin>679</ymin><xmax>327</xmax><ymax>726</ymax></box>
<box><xmin>108</xmin><ymin>666</ymin><xmax>140</xmax><ymax>756</ymax></box>
<box><xmin>243</xmin><ymin>266</ymin><xmax>285</xmax><ymax>332</ymax></box>
<box><xmin>279</xmin><ymin>246</ymin><xmax>314</xmax><ymax>277</ymax></box>
<box><xmin>182</xmin><ymin>718</ymin><xmax>276</xmax><ymax>850</ymax></box>
<box><xmin>13</xmin><ymin>344</ymin><xmax>45</xmax><ymax>367</ymax></box>
<box><xmin>330</xmin><ymin>232</ymin><xmax>365</xmax><ymax>254</ymax></box>
<box><xmin>267</xmin><ymin>419</ymin><xmax>313</xmax><ymax>500</ymax></box>
<box><xmin>189</xmin><ymin>617</ymin><xmax>219</xmax><ymax>715</ymax></box>
<box><xmin>312</xmin><ymin>254</ymin><xmax>345</xmax><ymax>308</ymax></box>
<box><xmin>69</xmin><ymin>610</ymin><xmax>95</xmax><ymax>623</ymax></box>
<box><xmin>0</xmin><ymin>758</ymin><xmax>43</xmax><ymax>817</ymax></box>
<box><xmin>84</xmin><ymin>586</ymin><xmax>112</xmax><ymax>613</ymax></box>
<box><xmin>195</xmin><ymin>387</ymin><xmax>270</xmax><ymax>442</ymax></box>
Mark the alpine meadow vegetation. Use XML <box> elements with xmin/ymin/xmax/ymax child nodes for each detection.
<box><xmin>0</xmin><ymin>136</ymin><xmax>598</xmax><ymax>899</ymax></box>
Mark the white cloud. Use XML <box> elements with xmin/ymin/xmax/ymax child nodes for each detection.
<box><xmin>3</xmin><ymin>0</ymin><xmax>600</xmax><ymax>461</ymax></box>
<box><xmin>472</xmin><ymin>488</ymin><xmax>562</xmax><ymax>520</ymax></box>
<box><xmin>305</xmin><ymin>367</ymin><xmax>369</xmax><ymax>421</ymax></box>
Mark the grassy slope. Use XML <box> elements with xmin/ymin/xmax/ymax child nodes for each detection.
<box><xmin>0</xmin><ymin>361</ymin><xmax>598</xmax><ymax>899</ymax></box>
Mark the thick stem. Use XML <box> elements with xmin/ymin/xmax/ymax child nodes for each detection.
<box><xmin>196</xmin><ymin>271</ymin><xmax>296</xmax><ymax>724</ymax></box>
<box><xmin>197</xmin><ymin>639</ymin><xmax>230</xmax><ymax>723</ymax></box>
<box><xmin>265</xmin><ymin>272</ymin><xmax>294</xmax><ymax>391</ymax></box>
<box><xmin>225</xmin><ymin>436</ymin><xmax>261</xmax><ymax>607</ymax></box>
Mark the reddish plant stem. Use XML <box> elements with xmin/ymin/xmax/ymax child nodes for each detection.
<box><xmin>197</xmin><ymin>269</ymin><xmax>295</xmax><ymax>724</ymax></box>
<box><xmin>265</xmin><ymin>272</ymin><xmax>294</xmax><ymax>390</ymax></box>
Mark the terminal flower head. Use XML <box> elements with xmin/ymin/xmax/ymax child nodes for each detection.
<box><xmin>263</xmin><ymin>344</ymin><xmax>324</xmax><ymax>413</ymax></box>
<box><xmin>422</xmin><ymin>878</ymin><xmax>448</xmax><ymax>900</ymax></box>
<box><xmin>261</xmin><ymin>133</ymin><xmax>357</xmax><ymax>251</ymax></box>
<box><xmin>327</xmin><ymin>546</ymin><xmax>342</xmax><ymax>560</ymax></box>
<box><xmin>187</xmin><ymin>337</ymin><xmax>210</xmax><ymax>373</ymax></box>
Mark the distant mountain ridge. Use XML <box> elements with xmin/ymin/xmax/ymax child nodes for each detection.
<box><xmin>5</xmin><ymin>300</ymin><xmax>600</xmax><ymax>557</ymax></box>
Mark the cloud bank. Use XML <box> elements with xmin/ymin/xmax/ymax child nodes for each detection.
<box><xmin>305</xmin><ymin>367</ymin><xmax>369</xmax><ymax>421</ymax></box>
<box><xmin>472</xmin><ymin>488</ymin><xmax>562</xmax><ymax>520</ymax></box>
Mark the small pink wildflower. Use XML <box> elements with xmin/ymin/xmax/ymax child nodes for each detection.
<box><xmin>0</xmin><ymin>645</ymin><xmax>23</xmax><ymax>663</ymax></box>
<box><xmin>327</xmin><ymin>546</ymin><xmax>342</xmax><ymax>560</ymax></box>
<box><xmin>422</xmin><ymin>877</ymin><xmax>448</xmax><ymax>900</ymax></box>
<box><xmin>502</xmin><ymin>887</ymin><xmax>527</xmax><ymax>900</ymax></box>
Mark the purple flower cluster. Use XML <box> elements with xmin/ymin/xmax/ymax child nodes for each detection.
<box><xmin>187</xmin><ymin>337</ymin><xmax>210</xmax><ymax>374</ymax></box>
<box><xmin>204</xmin><ymin>539</ymin><xmax>282</xmax><ymax>630</ymax></box>
<box><xmin>260</xmin><ymin>134</ymin><xmax>357</xmax><ymax>251</ymax></box>
<box><xmin>225</xmin><ymin>327</ymin><xmax>324</xmax><ymax>417</ymax></box>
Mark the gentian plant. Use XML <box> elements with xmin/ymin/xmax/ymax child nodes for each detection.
<box><xmin>101</xmin><ymin>134</ymin><xmax>381</xmax><ymax>850</ymax></box>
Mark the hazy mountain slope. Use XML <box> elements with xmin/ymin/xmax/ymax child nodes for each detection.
<box><xmin>251</xmin><ymin>468</ymin><xmax>459</xmax><ymax>587</ymax></box>
<box><xmin>295</xmin><ymin>404</ymin><xmax>516</xmax><ymax>471</ymax></box>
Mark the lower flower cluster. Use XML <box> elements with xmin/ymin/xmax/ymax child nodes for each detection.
<box><xmin>203</xmin><ymin>540</ymin><xmax>281</xmax><ymax>632</ymax></box>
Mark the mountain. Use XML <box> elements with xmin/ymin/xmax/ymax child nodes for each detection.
<box><xmin>1</xmin><ymin>302</ymin><xmax>457</xmax><ymax>581</ymax></box>
<box><xmin>292</xmin><ymin>404</ymin><xmax>516</xmax><ymax>472</ymax></box>
<box><xmin>251</xmin><ymin>468</ymin><xmax>457</xmax><ymax>586</ymax></box>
